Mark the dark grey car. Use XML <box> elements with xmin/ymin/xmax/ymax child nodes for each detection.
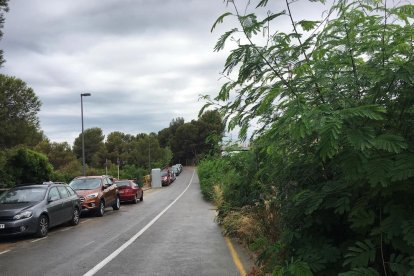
<box><xmin>0</xmin><ymin>183</ymin><xmax>81</xmax><ymax>238</ymax></box>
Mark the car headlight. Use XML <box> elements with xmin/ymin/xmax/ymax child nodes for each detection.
<box><xmin>13</xmin><ymin>211</ymin><xmax>33</xmax><ymax>220</ymax></box>
<box><xmin>86</xmin><ymin>193</ymin><xmax>98</xmax><ymax>199</ymax></box>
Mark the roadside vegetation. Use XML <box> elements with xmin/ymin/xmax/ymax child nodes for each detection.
<box><xmin>199</xmin><ymin>0</ymin><xmax>414</xmax><ymax>275</ymax></box>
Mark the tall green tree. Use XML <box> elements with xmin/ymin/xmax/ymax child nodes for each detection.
<box><xmin>205</xmin><ymin>0</ymin><xmax>414</xmax><ymax>274</ymax></box>
<box><xmin>0</xmin><ymin>74</ymin><xmax>43</xmax><ymax>148</ymax></box>
<box><xmin>35</xmin><ymin>139</ymin><xmax>77</xmax><ymax>170</ymax></box>
<box><xmin>73</xmin><ymin>127</ymin><xmax>105</xmax><ymax>168</ymax></box>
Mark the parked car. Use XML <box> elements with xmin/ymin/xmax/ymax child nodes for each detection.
<box><xmin>115</xmin><ymin>180</ymin><xmax>143</xmax><ymax>204</ymax></box>
<box><xmin>69</xmin><ymin>175</ymin><xmax>120</xmax><ymax>217</ymax></box>
<box><xmin>161</xmin><ymin>170</ymin><xmax>171</xmax><ymax>186</ymax></box>
<box><xmin>0</xmin><ymin>183</ymin><xmax>81</xmax><ymax>238</ymax></box>
<box><xmin>169</xmin><ymin>169</ymin><xmax>176</xmax><ymax>183</ymax></box>
<box><xmin>176</xmin><ymin>164</ymin><xmax>183</xmax><ymax>173</ymax></box>
<box><xmin>171</xmin><ymin>165</ymin><xmax>180</xmax><ymax>176</ymax></box>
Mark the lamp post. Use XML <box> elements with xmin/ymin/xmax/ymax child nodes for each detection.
<box><xmin>81</xmin><ymin>93</ymin><xmax>91</xmax><ymax>176</ymax></box>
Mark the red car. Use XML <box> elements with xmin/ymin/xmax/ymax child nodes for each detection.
<box><xmin>114</xmin><ymin>180</ymin><xmax>143</xmax><ymax>204</ymax></box>
<box><xmin>161</xmin><ymin>170</ymin><xmax>171</xmax><ymax>186</ymax></box>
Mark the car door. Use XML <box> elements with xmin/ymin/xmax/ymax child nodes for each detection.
<box><xmin>132</xmin><ymin>181</ymin><xmax>141</xmax><ymax>198</ymax></box>
<box><xmin>57</xmin><ymin>186</ymin><xmax>73</xmax><ymax>222</ymax></box>
<box><xmin>46</xmin><ymin>187</ymin><xmax>63</xmax><ymax>227</ymax></box>
<box><xmin>103</xmin><ymin>177</ymin><xmax>115</xmax><ymax>206</ymax></box>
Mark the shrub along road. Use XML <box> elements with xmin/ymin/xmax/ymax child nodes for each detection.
<box><xmin>0</xmin><ymin>167</ymin><xmax>250</xmax><ymax>275</ymax></box>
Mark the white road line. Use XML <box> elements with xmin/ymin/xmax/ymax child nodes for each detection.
<box><xmin>84</xmin><ymin>170</ymin><xmax>196</xmax><ymax>276</ymax></box>
<box><xmin>84</xmin><ymin>241</ymin><xmax>95</xmax><ymax>247</ymax></box>
<box><xmin>81</xmin><ymin>219</ymin><xmax>91</xmax><ymax>224</ymax></box>
<box><xmin>0</xmin><ymin>250</ymin><xmax>10</xmax><ymax>255</ymax></box>
<box><xmin>60</xmin><ymin>227</ymin><xmax>72</xmax><ymax>232</ymax></box>
<box><xmin>31</xmin><ymin>237</ymin><xmax>47</xmax><ymax>243</ymax></box>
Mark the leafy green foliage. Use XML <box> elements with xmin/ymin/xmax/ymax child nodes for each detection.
<box><xmin>0</xmin><ymin>74</ymin><xmax>43</xmax><ymax>149</ymax></box>
<box><xmin>201</xmin><ymin>0</ymin><xmax>414</xmax><ymax>274</ymax></box>
<box><xmin>5</xmin><ymin>147</ymin><xmax>53</xmax><ymax>185</ymax></box>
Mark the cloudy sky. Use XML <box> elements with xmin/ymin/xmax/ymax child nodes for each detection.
<box><xmin>1</xmin><ymin>0</ymin><xmax>326</xmax><ymax>145</ymax></box>
<box><xmin>1</xmin><ymin>0</ymin><xmax>235</xmax><ymax>144</ymax></box>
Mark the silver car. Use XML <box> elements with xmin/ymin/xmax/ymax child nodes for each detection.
<box><xmin>0</xmin><ymin>183</ymin><xmax>81</xmax><ymax>238</ymax></box>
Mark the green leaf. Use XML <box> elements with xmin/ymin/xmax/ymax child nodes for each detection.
<box><xmin>389</xmin><ymin>254</ymin><xmax>411</xmax><ymax>275</ymax></box>
<box><xmin>349</xmin><ymin>208</ymin><xmax>375</xmax><ymax>229</ymax></box>
<box><xmin>339</xmin><ymin>267</ymin><xmax>379</xmax><ymax>276</ymax></box>
<box><xmin>318</xmin><ymin>117</ymin><xmax>342</xmax><ymax>160</ymax></box>
<box><xmin>297</xmin><ymin>20</ymin><xmax>320</xmax><ymax>31</ymax></box>
<box><xmin>346</xmin><ymin>127</ymin><xmax>375</xmax><ymax>151</ymax></box>
<box><xmin>343</xmin><ymin>240</ymin><xmax>376</xmax><ymax>268</ymax></box>
<box><xmin>390</xmin><ymin>154</ymin><xmax>414</xmax><ymax>182</ymax></box>
<box><xmin>373</xmin><ymin>134</ymin><xmax>408</xmax><ymax>153</ymax></box>
<box><xmin>214</xmin><ymin>28</ymin><xmax>238</xmax><ymax>52</ymax></box>
<box><xmin>211</xmin><ymin>12</ymin><xmax>233</xmax><ymax>32</ymax></box>
<box><xmin>256</xmin><ymin>0</ymin><xmax>269</xmax><ymax>8</ymax></box>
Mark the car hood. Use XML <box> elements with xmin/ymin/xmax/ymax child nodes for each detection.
<box><xmin>0</xmin><ymin>202</ymin><xmax>38</xmax><ymax>217</ymax></box>
<box><xmin>73</xmin><ymin>188</ymin><xmax>100</xmax><ymax>197</ymax></box>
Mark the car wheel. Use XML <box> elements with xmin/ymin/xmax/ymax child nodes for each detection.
<box><xmin>133</xmin><ymin>194</ymin><xmax>138</xmax><ymax>204</ymax></box>
<box><xmin>97</xmin><ymin>200</ymin><xmax>105</xmax><ymax>217</ymax></box>
<box><xmin>140</xmin><ymin>192</ymin><xmax>144</xmax><ymax>201</ymax></box>
<box><xmin>70</xmin><ymin>207</ymin><xmax>80</xmax><ymax>226</ymax></box>
<box><xmin>35</xmin><ymin>215</ymin><xmax>49</xmax><ymax>238</ymax></box>
<box><xmin>112</xmin><ymin>196</ymin><xmax>120</xmax><ymax>210</ymax></box>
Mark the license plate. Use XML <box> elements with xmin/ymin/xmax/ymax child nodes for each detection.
<box><xmin>0</xmin><ymin>224</ymin><xmax>5</xmax><ymax>229</ymax></box>
<box><xmin>119</xmin><ymin>190</ymin><xmax>124</xmax><ymax>194</ymax></box>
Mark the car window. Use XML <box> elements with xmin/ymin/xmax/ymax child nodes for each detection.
<box><xmin>57</xmin><ymin>186</ymin><xmax>70</xmax><ymax>198</ymax></box>
<box><xmin>48</xmin><ymin>187</ymin><xmax>61</xmax><ymax>201</ymax></box>
<box><xmin>69</xmin><ymin>178</ymin><xmax>101</xmax><ymax>190</ymax></box>
<box><xmin>115</xmin><ymin>181</ymin><xmax>130</xmax><ymax>187</ymax></box>
<box><xmin>66</xmin><ymin>186</ymin><xmax>76</xmax><ymax>196</ymax></box>
<box><xmin>132</xmin><ymin>182</ymin><xmax>138</xmax><ymax>187</ymax></box>
<box><xmin>0</xmin><ymin>187</ymin><xmax>47</xmax><ymax>203</ymax></box>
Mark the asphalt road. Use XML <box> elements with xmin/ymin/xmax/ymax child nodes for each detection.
<box><xmin>0</xmin><ymin>167</ymin><xmax>250</xmax><ymax>276</ymax></box>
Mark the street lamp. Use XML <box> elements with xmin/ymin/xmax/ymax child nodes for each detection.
<box><xmin>81</xmin><ymin>93</ymin><xmax>91</xmax><ymax>176</ymax></box>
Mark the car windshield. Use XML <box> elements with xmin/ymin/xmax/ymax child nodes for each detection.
<box><xmin>161</xmin><ymin>171</ymin><xmax>168</xmax><ymax>177</ymax></box>
<box><xmin>115</xmin><ymin>181</ymin><xmax>130</xmax><ymax>187</ymax></box>
<box><xmin>0</xmin><ymin>187</ymin><xmax>47</xmax><ymax>204</ymax></box>
<box><xmin>69</xmin><ymin>178</ymin><xmax>101</xmax><ymax>190</ymax></box>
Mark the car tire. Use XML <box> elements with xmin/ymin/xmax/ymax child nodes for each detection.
<box><xmin>35</xmin><ymin>215</ymin><xmax>49</xmax><ymax>238</ymax></box>
<box><xmin>70</xmin><ymin>207</ymin><xmax>80</xmax><ymax>226</ymax></box>
<box><xmin>133</xmin><ymin>194</ymin><xmax>138</xmax><ymax>204</ymax></box>
<box><xmin>97</xmin><ymin>200</ymin><xmax>105</xmax><ymax>217</ymax></box>
<box><xmin>140</xmin><ymin>192</ymin><xmax>144</xmax><ymax>201</ymax></box>
<box><xmin>112</xmin><ymin>196</ymin><xmax>120</xmax><ymax>210</ymax></box>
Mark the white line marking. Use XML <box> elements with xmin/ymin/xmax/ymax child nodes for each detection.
<box><xmin>81</xmin><ymin>219</ymin><xmax>91</xmax><ymax>224</ymax></box>
<box><xmin>60</xmin><ymin>227</ymin><xmax>72</xmax><ymax>232</ymax></box>
<box><xmin>31</xmin><ymin>237</ymin><xmax>47</xmax><ymax>243</ymax></box>
<box><xmin>0</xmin><ymin>250</ymin><xmax>10</xmax><ymax>255</ymax></box>
<box><xmin>84</xmin><ymin>240</ymin><xmax>95</xmax><ymax>247</ymax></box>
<box><xmin>84</xmin><ymin>170</ymin><xmax>195</xmax><ymax>276</ymax></box>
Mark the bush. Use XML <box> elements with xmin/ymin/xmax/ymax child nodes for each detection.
<box><xmin>6</xmin><ymin>147</ymin><xmax>53</xmax><ymax>185</ymax></box>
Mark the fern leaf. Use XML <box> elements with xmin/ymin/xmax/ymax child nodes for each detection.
<box><xmin>319</xmin><ymin>118</ymin><xmax>342</xmax><ymax>160</ymax></box>
<box><xmin>340</xmin><ymin>105</ymin><xmax>385</xmax><ymax>120</ymax></box>
<box><xmin>390</xmin><ymin>153</ymin><xmax>414</xmax><ymax>182</ymax></box>
<box><xmin>339</xmin><ymin>267</ymin><xmax>379</xmax><ymax>276</ymax></box>
<box><xmin>343</xmin><ymin>240</ymin><xmax>376</xmax><ymax>268</ymax></box>
<box><xmin>346</xmin><ymin>127</ymin><xmax>375</xmax><ymax>151</ymax></box>
<box><xmin>297</xmin><ymin>20</ymin><xmax>320</xmax><ymax>31</ymax></box>
<box><xmin>389</xmin><ymin>253</ymin><xmax>411</xmax><ymax>275</ymax></box>
<box><xmin>373</xmin><ymin>134</ymin><xmax>407</xmax><ymax>153</ymax></box>
<box><xmin>211</xmin><ymin>12</ymin><xmax>233</xmax><ymax>32</ymax></box>
<box><xmin>214</xmin><ymin>28</ymin><xmax>238</xmax><ymax>52</ymax></box>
